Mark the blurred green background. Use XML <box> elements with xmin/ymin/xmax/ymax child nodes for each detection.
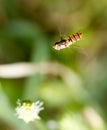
<box><xmin>0</xmin><ymin>0</ymin><xmax>107</xmax><ymax>130</ymax></box>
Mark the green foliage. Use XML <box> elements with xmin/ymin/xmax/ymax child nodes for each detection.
<box><xmin>0</xmin><ymin>0</ymin><xmax>107</xmax><ymax>130</ymax></box>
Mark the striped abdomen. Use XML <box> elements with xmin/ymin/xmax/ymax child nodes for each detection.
<box><xmin>67</xmin><ymin>33</ymin><xmax>82</xmax><ymax>43</ymax></box>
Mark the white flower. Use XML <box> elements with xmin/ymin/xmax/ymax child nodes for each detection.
<box><xmin>15</xmin><ymin>99</ymin><xmax>44</xmax><ymax>123</ymax></box>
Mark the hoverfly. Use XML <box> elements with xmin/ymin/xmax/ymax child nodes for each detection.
<box><xmin>53</xmin><ymin>32</ymin><xmax>82</xmax><ymax>50</ymax></box>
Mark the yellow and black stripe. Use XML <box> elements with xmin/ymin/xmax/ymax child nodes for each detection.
<box><xmin>68</xmin><ymin>33</ymin><xmax>82</xmax><ymax>43</ymax></box>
